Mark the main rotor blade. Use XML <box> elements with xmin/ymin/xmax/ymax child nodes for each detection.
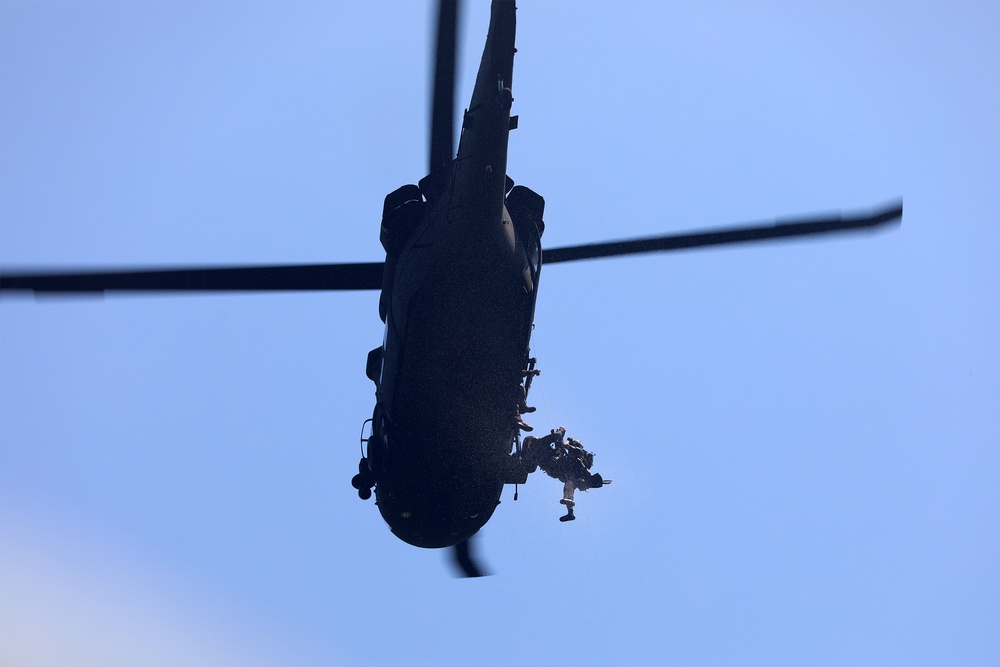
<box><xmin>451</xmin><ymin>536</ymin><xmax>490</xmax><ymax>578</ymax></box>
<box><xmin>429</xmin><ymin>0</ymin><xmax>460</xmax><ymax>179</ymax></box>
<box><xmin>543</xmin><ymin>201</ymin><xmax>902</xmax><ymax>265</ymax></box>
<box><xmin>0</xmin><ymin>262</ymin><xmax>384</xmax><ymax>295</ymax></box>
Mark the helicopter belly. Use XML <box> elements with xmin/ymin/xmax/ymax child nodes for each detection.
<box><xmin>374</xmin><ymin>259</ymin><xmax>533</xmax><ymax>548</ymax></box>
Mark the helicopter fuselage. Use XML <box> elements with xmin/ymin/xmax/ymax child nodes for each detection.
<box><xmin>364</xmin><ymin>1</ymin><xmax>536</xmax><ymax>549</ymax></box>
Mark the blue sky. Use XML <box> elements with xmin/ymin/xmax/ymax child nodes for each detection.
<box><xmin>1</xmin><ymin>1</ymin><xmax>998</xmax><ymax>665</ymax></box>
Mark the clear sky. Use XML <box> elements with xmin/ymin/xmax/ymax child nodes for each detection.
<box><xmin>1</xmin><ymin>1</ymin><xmax>998</xmax><ymax>665</ymax></box>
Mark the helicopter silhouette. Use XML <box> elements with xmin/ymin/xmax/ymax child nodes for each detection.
<box><xmin>0</xmin><ymin>0</ymin><xmax>901</xmax><ymax>577</ymax></box>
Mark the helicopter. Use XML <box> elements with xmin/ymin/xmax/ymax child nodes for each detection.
<box><xmin>0</xmin><ymin>0</ymin><xmax>901</xmax><ymax>577</ymax></box>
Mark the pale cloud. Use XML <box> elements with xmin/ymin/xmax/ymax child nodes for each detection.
<box><xmin>0</xmin><ymin>507</ymin><xmax>331</xmax><ymax>667</ymax></box>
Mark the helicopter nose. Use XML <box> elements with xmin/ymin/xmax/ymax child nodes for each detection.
<box><xmin>387</xmin><ymin>512</ymin><xmax>477</xmax><ymax>549</ymax></box>
<box><xmin>375</xmin><ymin>477</ymin><xmax>499</xmax><ymax>549</ymax></box>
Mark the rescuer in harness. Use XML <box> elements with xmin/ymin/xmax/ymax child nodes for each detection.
<box><xmin>522</xmin><ymin>426</ymin><xmax>610</xmax><ymax>522</ymax></box>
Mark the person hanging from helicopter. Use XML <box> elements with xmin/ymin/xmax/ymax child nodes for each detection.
<box><xmin>521</xmin><ymin>426</ymin><xmax>610</xmax><ymax>522</ymax></box>
<box><xmin>519</xmin><ymin>363</ymin><xmax>539</xmax><ymax>414</ymax></box>
<box><xmin>514</xmin><ymin>380</ymin><xmax>539</xmax><ymax>431</ymax></box>
<box><xmin>515</xmin><ymin>399</ymin><xmax>533</xmax><ymax>432</ymax></box>
<box><xmin>514</xmin><ymin>358</ymin><xmax>540</xmax><ymax>432</ymax></box>
<box><xmin>517</xmin><ymin>384</ymin><xmax>535</xmax><ymax>414</ymax></box>
<box><xmin>521</xmin><ymin>426</ymin><xmax>565</xmax><ymax>463</ymax></box>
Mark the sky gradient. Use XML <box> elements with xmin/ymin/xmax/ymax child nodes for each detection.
<box><xmin>2</xmin><ymin>2</ymin><xmax>998</xmax><ymax>665</ymax></box>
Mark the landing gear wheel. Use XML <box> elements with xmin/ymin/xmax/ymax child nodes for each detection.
<box><xmin>358</xmin><ymin>486</ymin><xmax>372</xmax><ymax>501</ymax></box>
